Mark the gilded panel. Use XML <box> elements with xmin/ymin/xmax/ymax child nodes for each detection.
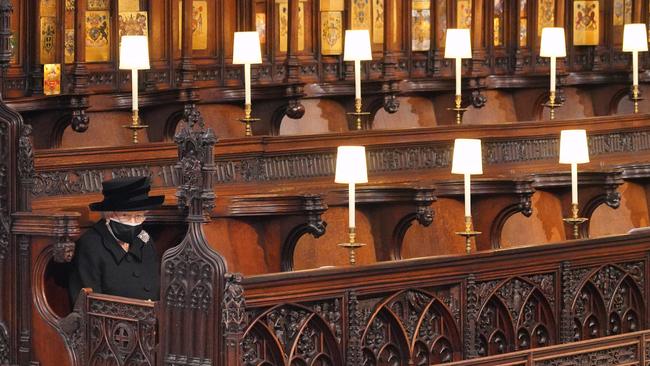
<box><xmin>321</xmin><ymin>11</ymin><xmax>342</xmax><ymax>55</ymax></box>
<box><xmin>456</xmin><ymin>0</ymin><xmax>472</xmax><ymax>29</ymax></box>
<box><xmin>87</xmin><ymin>0</ymin><xmax>109</xmax><ymax>10</ymax></box>
<box><xmin>256</xmin><ymin>13</ymin><xmax>266</xmax><ymax>44</ymax></box>
<box><xmin>537</xmin><ymin>0</ymin><xmax>554</xmax><ymax>36</ymax></box>
<box><xmin>85</xmin><ymin>10</ymin><xmax>110</xmax><ymax>62</ymax></box>
<box><xmin>411</xmin><ymin>0</ymin><xmax>430</xmax><ymax>51</ymax></box>
<box><xmin>178</xmin><ymin>0</ymin><xmax>208</xmax><ymax>50</ymax></box>
<box><xmin>119</xmin><ymin>11</ymin><xmax>148</xmax><ymax>38</ymax></box>
<box><xmin>436</xmin><ymin>0</ymin><xmax>447</xmax><ymax>46</ymax></box>
<box><xmin>573</xmin><ymin>0</ymin><xmax>599</xmax><ymax>46</ymax></box>
<box><xmin>519</xmin><ymin>0</ymin><xmax>527</xmax><ymax>47</ymax></box>
<box><xmin>43</xmin><ymin>63</ymin><xmax>61</xmax><ymax>95</ymax></box>
<box><xmin>372</xmin><ymin>0</ymin><xmax>384</xmax><ymax>43</ymax></box>
<box><xmin>351</xmin><ymin>0</ymin><xmax>371</xmax><ymax>30</ymax></box>
<box><xmin>40</xmin><ymin>16</ymin><xmax>56</xmax><ymax>64</ymax></box>
<box><xmin>119</xmin><ymin>0</ymin><xmax>141</xmax><ymax>12</ymax></box>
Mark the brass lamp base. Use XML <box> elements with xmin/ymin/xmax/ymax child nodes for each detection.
<box><xmin>239</xmin><ymin>103</ymin><xmax>260</xmax><ymax>137</ymax></box>
<box><xmin>447</xmin><ymin>95</ymin><xmax>467</xmax><ymax>124</ymax></box>
<box><xmin>455</xmin><ymin>216</ymin><xmax>481</xmax><ymax>254</ymax></box>
<box><xmin>631</xmin><ymin>85</ymin><xmax>643</xmax><ymax>114</ymax></box>
<box><xmin>338</xmin><ymin>227</ymin><xmax>365</xmax><ymax>265</ymax></box>
<box><xmin>543</xmin><ymin>91</ymin><xmax>563</xmax><ymax>120</ymax></box>
<box><xmin>123</xmin><ymin>110</ymin><xmax>148</xmax><ymax>144</ymax></box>
<box><xmin>562</xmin><ymin>203</ymin><xmax>588</xmax><ymax>239</ymax></box>
<box><xmin>347</xmin><ymin>98</ymin><xmax>370</xmax><ymax>130</ymax></box>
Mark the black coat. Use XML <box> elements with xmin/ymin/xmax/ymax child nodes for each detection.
<box><xmin>68</xmin><ymin>220</ymin><xmax>161</xmax><ymax>301</ymax></box>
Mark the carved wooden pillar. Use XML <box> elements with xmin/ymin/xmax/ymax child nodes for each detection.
<box><xmin>470</xmin><ymin>0</ymin><xmax>487</xmax><ymax>75</ymax></box>
<box><xmin>160</xmin><ymin>105</ymin><xmax>227</xmax><ymax>366</ymax></box>
<box><xmin>286</xmin><ymin>0</ymin><xmax>300</xmax><ymax>84</ymax></box>
<box><xmin>178</xmin><ymin>0</ymin><xmax>195</xmax><ymax>87</ymax></box>
<box><xmin>70</xmin><ymin>0</ymin><xmax>89</xmax><ymax>132</ymax></box>
<box><xmin>223</xmin><ymin>273</ymin><xmax>246</xmax><ymax>365</ymax></box>
<box><xmin>237</xmin><ymin>0</ymin><xmax>253</xmax><ymax>30</ymax></box>
<box><xmin>71</xmin><ymin>0</ymin><xmax>87</xmax><ymax>94</ymax></box>
<box><xmin>29</xmin><ymin>0</ymin><xmax>43</xmax><ymax>95</ymax></box>
<box><xmin>283</xmin><ymin>0</ymin><xmax>305</xmax><ymax>119</ymax></box>
<box><xmin>0</xmin><ymin>8</ymin><xmax>28</xmax><ymax>360</ymax></box>
<box><xmin>381</xmin><ymin>0</ymin><xmax>400</xmax><ymax>113</ymax></box>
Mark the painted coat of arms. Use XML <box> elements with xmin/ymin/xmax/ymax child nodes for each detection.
<box><xmin>573</xmin><ymin>0</ymin><xmax>599</xmax><ymax>45</ymax></box>
<box><xmin>85</xmin><ymin>11</ymin><xmax>110</xmax><ymax>62</ymax></box>
<box><xmin>321</xmin><ymin>11</ymin><xmax>342</xmax><ymax>55</ymax></box>
<box><xmin>119</xmin><ymin>11</ymin><xmax>148</xmax><ymax>37</ymax></box>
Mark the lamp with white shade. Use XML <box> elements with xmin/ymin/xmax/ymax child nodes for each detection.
<box><xmin>451</xmin><ymin>138</ymin><xmax>482</xmax><ymax>253</ymax></box>
<box><xmin>233</xmin><ymin>31</ymin><xmax>263</xmax><ymax>136</ymax></box>
<box><xmin>344</xmin><ymin>30</ymin><xmax>372</xmax><ymax>130</ymax></box>
<box><xmin>559</xmin><ymin>129</ymin><xmax>590</xmax><ymax>239</ymax></box>
<box><xmin>444</xmin><ymin>29</ymin><xmax>472</xmax><ymax>124</ymax></box>
<box><xmin>335</xmin><ymin>146</ymin><xmax>368</xmax><ymax>265</ymax></box>
<box><xmin>540</xmin><ymin>27</ymin><xmax>566</xmax><ymax>120</ymax></box>
<box><xmin>623</xmin><ymin>23</ymin><xmax>648</xmax><ymax>113</ymax></box>
<box><xmin>119</xmin><ymin>35</ymin><xmax>150</xmax><ymax>144</ymax></box>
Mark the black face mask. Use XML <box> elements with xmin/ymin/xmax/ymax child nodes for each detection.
<box><xmin>109</xmin><ymin>220</ymin><xmax>143</xmax><ymax>244</ymax></box>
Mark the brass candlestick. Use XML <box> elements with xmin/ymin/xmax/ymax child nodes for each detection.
<box><xmin>455</xmin><ymin>216</ymin><xmax>481</xmax><ymax>254</ymax></box>
<box><xmin>347</xmin><ymin>98</ymin><xmax>370</xmax><ymax>130</ymax></box>
<box><xmin>447</xmin><ymin>94</ymin><xmax>468</xmax><ymax>124</ymax></box>
<box><xmin>239</xmin><ymin>103</ymin><xmax>260</xmax><ymax>137</ymax></box>
<box><xmin>562</xmin><ymin>203</ymin><xmax>588</xmax><ymax>239</ymax></box>
<box><xmin>631</xmin><ymin>85</ymin><xmax>642</xmax><ymax>114</ymax></box>
<box><xmin>123</xmin><ymin>110</ymin><xmax>148</xmax><ymax>144</ymax></box>
<box><xmin>543</xmin><ymin>90</ymin><xmax>563</xmax><ymax>120</ymax></box>
<box><xmin>339</xmin><ymin>227</ymin><xmax>365</xmax><ymax>265</ymax></box>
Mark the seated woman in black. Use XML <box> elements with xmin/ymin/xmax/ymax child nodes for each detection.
<box><xmin>68</xmin><ymin>176</ymin><xmax>164</xmax><ymax>301</ymax></box>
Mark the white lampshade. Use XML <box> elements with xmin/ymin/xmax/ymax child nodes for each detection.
<box><xmin>335</xmin><ymin>146</ymin><xmax>368</xmax><ymax>184</ymax></box>
<box><xmin>623</xmin><ymin>24</ymin><xmax>649</xmax><ymax>52</ymax></box>
<box><xmin>559</xmin><ymin>129</ymin><xmax>590</xmax><ymax>164</ymax></box>
<box><xmin>444</xmin><ymin>28</ymin><xmax>472</xmax><ymax>59</ymax></box>
<box><xmin>343</xmin><ymin>30</ymin><xmax>372</xmax><ymax>61</ymax></box>
<box><xmin>233</xmin><ymin>31</ymin><xmax>262</xmax><ymax>64</ymax></box>
<box><xmin>119</xmin><ymin>35</ymin><xmax>150</xmax><ymax>70</ymax></box>
<box><xmin>540</xmin><ymin>27</ymin><xmax>566</xmax><ymax>57</ymax></box>
<box><xmin>451</xmin><ymin>139</ymin><xmax>483</xmax><ymax>175</ymax></box>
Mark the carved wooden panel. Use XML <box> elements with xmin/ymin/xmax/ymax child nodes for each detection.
<box><xmin>242</xmin><ymin>301</ymin><xmax>343</xmax><ymax>366</ymax></box>
<box><xmin>565</xmin><ymin>262</ymin><xmax>645</xmax><ymax>342</ymax></box>
<box><xmin>475</xmin><ymin>275</ymin><xmax>556</xmax><ymax>357</ymax></box>
<box><xmin>86</xmin><ymin>296</ymin><xmax>158</xmax><ymax>365</ymax></box>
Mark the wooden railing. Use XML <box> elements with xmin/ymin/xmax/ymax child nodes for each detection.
<box><xmin>446</xmin><ymin>329</ymin><xmax>650</xmax><ymax>366</ymax></box>
<box><xmin>231</xmin><ymin>231</ymin><xmax>650</xmax><ymax>365</ymax></box>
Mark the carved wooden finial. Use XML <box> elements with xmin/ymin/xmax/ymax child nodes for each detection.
<box><xmin>174</xmin><ymin>103</ymin><xmax>217</xmax><ymax>213</ymax></box>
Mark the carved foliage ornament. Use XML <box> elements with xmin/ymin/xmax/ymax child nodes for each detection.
<box><xmin>18</xmin><ymin>124</ymin><xmax>34</xmax><ymax>180</ymax></box>
<box><xmin>0</xmin><ymin>321</ymin><xmax>8</xmax><ymax>364</ymax></box>
<box><xmin>0</xmin><ymin>122</ymin><xmax>8</xmax><ymax>261</ymax></box>
<box><xmin>223</xmin><ymin>273</ymin><xmax>246</xmax><ymax>334</ymax></box>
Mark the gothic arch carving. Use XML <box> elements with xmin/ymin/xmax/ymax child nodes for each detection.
<box><xmin>242</xmin><ymin>303</ymin><xmax>342</xmax><ymax>366</ymax></box>
<box><xmin>569</xmin><ymin>263</ymin><xmax>645</xmax><ymax>341</ymax></box>
<box><xmin>362</xmin><ymin>289</ymin><xmax>461</xmax><ymax>364</ymax></box>
<box><xmin>475</xmin><ymin>276</ymin><xmax>557</xmax><ymax>356</ymax></box>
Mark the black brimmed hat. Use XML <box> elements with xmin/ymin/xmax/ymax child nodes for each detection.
<box><xmin>89</xmin><ymin>176</ymin><xmax>165</xmax><ymax>211</ymax></box>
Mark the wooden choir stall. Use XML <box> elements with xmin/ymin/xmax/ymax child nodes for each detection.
<box><xmin>3</xmin><ymin>0</ymin><xmax>650</xmax><ymax>365</ymax></box>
